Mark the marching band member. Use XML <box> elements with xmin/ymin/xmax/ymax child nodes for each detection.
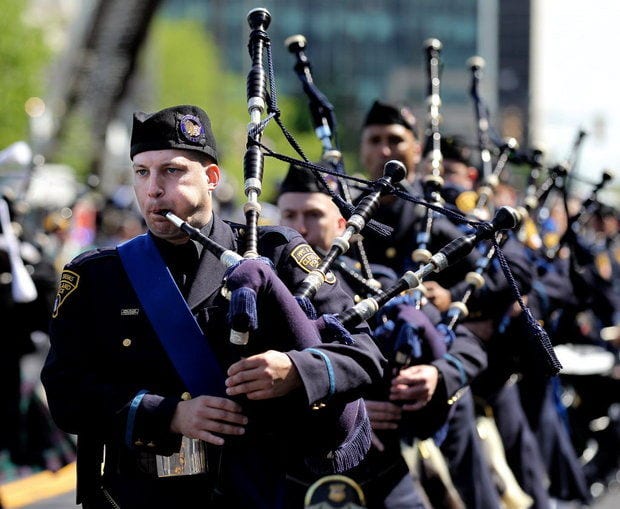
<box><xmin>357</xmin><ymin>100</ymin><xmax>499</xmax><ymax>509</ymax></box>
<box><xmin>41</xmin><ymin>105</ymin><xmax>385</xmax><ymax>509</ymax></box>
<box><xmin>277</xmin><ymin>163</ymin><xmax>430</xmax><ymax>508</ymax></box>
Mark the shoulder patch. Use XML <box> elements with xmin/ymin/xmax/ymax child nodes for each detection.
<box><xmin>52</xmin><ymin>270</ymin><xmax>80</xmax><ymax>318</ymax></box>
<box><xmin>290</xmin><ymin>244</ymin><xmax>336</xmax><ymax>284</ymax></box>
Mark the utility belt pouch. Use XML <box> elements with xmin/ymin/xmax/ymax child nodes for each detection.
<box><xmin>156</xmin><ymin>436</ymin><xmax>208</xmax><ymax>477</ymax></box>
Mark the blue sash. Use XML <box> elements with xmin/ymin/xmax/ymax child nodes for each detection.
<box><xmin>117</xmin><ymin>234</ymin><xmax>226</xmax><ymax>397</ymax></box>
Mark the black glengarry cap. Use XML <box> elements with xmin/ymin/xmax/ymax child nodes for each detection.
<box><xmin>279</xmin><ymin>161</ymin><xmax>341</xmax><ymax>196</ymax></box>
<box><xmin>441</xmin><ymin>135</ymin><xmax>473</xmax><ymax>165</ymax></box>
<box><xmin>130</xmin><ymin>104</ymin><xmax>218</xmax><ymax>162</ymax></box>
<box><xmin>363</xmin><ymin>100</ymin><xmax>417</xmax><ymax>134</ymax></box>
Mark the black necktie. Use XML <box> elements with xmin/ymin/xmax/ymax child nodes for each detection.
<box><xmin>172</xmin><ymin>241</ymin><xmax>199</xmax><ymax>296</ymax></box>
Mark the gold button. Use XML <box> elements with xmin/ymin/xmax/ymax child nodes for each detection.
<box><xmin>146</xmin><ymin>441</ymin><xmax>156</xmax><ymax>448</ymax></box>
<box><xmin>385</xmin><ymin>247</ymin><xmax>396</xmax><ymax>259</ymax></box>
<box><xmin>122</xmin><ymin>338</ymin><xmax>132</xmax><ymax>347</ymax></box>
<box><xmin>311</xmin><ymin>402</ymin><xmax>327</xmax><ymax>410</ymax></box>
<box><xmin>181</xmin><ymin>392</ymin><xmax>192</xmax><ymax>401</ymax></box>
<box><xmin>134</xmin><ymin>440</ymin><xmax>143</xmax><ymax>446</ymax></box>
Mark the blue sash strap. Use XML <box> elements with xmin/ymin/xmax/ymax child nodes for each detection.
<box><xmin>119</xmin><ymin>235</ymin><xmax>288</xmax><ymax>508</ymax></box>
<box><xmin>117</xmin><ymin>234</ymin><xmax>226</xmax><ymax>397</ymax></box>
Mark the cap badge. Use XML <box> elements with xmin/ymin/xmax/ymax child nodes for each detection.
<box><xmin>179</xmin><ymin>114</ymin><xmax>204</xmax><ymax>143</ymax></box>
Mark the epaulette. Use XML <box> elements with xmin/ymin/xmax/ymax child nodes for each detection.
<box><xmin>225</xmin><ymin>220</ymin><xmax>300</xmax><ymax>243</ymax></box>
<box><xmin>257</xmin><ymin>224</ymin><xmax>300</xmax><ymax>242</ymax></box>
<box><xmin>66</xmin><ymin>247</ymin><xmax>118</xmax><ymax>267</ymax></box>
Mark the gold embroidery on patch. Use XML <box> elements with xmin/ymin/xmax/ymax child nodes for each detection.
<box><xmin>182</xmin><ymin>118</ymin><xmax>202</xmax><ymax>138</ymax></box>
<box><xmin>290</xmin><ymin>244</ymin><xmax>335</xmax><ymax>284</ymax></box>
<box><xmin>52</xmin><ymin>270</ymin><xmax>80</xmax><ymax>318</ymax></box>
<box><xmin>291</xmin><ymin>244</ymin><xmax>320</xmax><ymax>273</ymax></box>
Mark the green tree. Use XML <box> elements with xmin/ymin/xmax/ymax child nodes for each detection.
<box><xmin>0</xmin><ymin>0</ymin><xmax>49</xmax><ymax>149</ymax></box>
<box><xmin>142</xmin><ymin>17</ymin><xmax>320</xmax><ymax>205</ymax></box>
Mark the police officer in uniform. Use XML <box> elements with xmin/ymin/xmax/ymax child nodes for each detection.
<box><xmin>41</xmin><ymin>105</ymin><xmax>385</xmax><ymax>509</ymax></box>
<box><xmin>277</xmin><ymin>163</ymin><xmax>429</xmax><ymax>508</ymax></box>
<box><xmin>277</xmin><ymin>160</ymin><xmax>492</xmax><ymax>508</ymax></box>
<box><xmin>358</xmin><ymin>101</ymin><xmax>500</xmax><ymax>509</ymax></box>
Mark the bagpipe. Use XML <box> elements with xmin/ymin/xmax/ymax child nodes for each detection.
<box><xmin>285</xmin><ymin>32</ymin><xmax>380</xmax><ymax>289</ymax></box>
<box><xmin>456</xmin><ymin>55</ymin><xmax>519</xmax><ymax>219</ymax></box>
<box><xmin>408</xmin><ymin>38</ymin><xmax>446</xmax><ymax>310</ymax></box>
<box><xmin>164</xmin><ymin>10</ymin><xmax>562</xmax><ymax>426</ymax></box>
<box><xmin>467</xmin><ymin>56</ymin><xmax>493</xmax><ymax>185</ymax></box>
<box><xmin>439</xmin><ymin>55</ymin><xmax>524</xmax><ymax>330</ymax></box>
<box><xmin>162</xmin><ymin>8</ymin><xmax>346</xmax><ymax>375</ymax></box>
<box><xmin>545</xmin><ymin>169</ymin><xmax>614</xmax><ymax>262</ymax></box>
<box><xmin>512</xmin><ymin>127</ymin><xmax>614</xmax><ymax>266</ymax></box>
<box><xmin>157</xmin><ymin>11</ymin><xmax>381</xmax><ymax>487</ymax></box>
<box><xmin>294</xmin><ymin>160</ymin><xmax>406</xmax><ymax>300</ymax></box>
<box><xmin>519</xmin><ymin>128</ymin><xmax>588</xmax><ymax>253</ymax></box>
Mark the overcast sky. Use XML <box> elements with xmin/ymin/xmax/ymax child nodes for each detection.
<box><xmin>532</xmin><ymin>0</ymin><xmax>620</xmax><ymax>193</ymax></box>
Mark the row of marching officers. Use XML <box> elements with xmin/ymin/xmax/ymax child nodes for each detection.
<box><xmin>276</xmin><ymin>99</ymin><xmax>619</xmax><ymax>509</ymax></box>
<box><xmin>39</xmin><ymin>102</ymin><xmax>619</xmax><ymax>508</ymax></box>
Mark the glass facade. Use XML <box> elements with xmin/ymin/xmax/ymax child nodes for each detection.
<box><xmin>161</xmin><ymin>0</ymin><xmax>486</xmax><ymax>152</ymax></box>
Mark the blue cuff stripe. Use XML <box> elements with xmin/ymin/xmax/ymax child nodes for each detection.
<box><xmin>442</xmin><ymin>353</ymin><xmax>467</xmax><ymax>387</ymax></box>
<box><xmin>125</xmin><ymin>390</ymin><xmax>149</xmax><ymax>449</ymax></box>
<box><xmin>305</xmin><ymin>348</ymin><xmax>336</xmax><ymax>398</ymax></box>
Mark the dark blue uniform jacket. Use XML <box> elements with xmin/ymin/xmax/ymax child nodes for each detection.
<box><xmin>41</xmin><ymin>215</ymin><xmax>385</xmax><ymax>507</ymax></box>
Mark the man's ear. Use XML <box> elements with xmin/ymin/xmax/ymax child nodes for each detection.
<box><xmin>467</xmin><ymin>166</ymin><xmax>479</xmax><ymax>183</ymax></box>
<box><xmin>206</xmin><ymin>164</ymin><xmax>221</xmax><ymax>189</ymax></box>
<box><xmin>336</xmin><ymin>215</ymin><xmax>347</xmax><ymax>233</ymax></box>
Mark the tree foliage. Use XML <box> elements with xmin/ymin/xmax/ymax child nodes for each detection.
<box><xmin>142</xmin><ymin>16</ymin><xmax>320</xmax><ymax>205</ymax></box>
<box><xmin>0</xmin><ymin>0</ymin><xmax>50</xmax><ymax>149</ymax></box>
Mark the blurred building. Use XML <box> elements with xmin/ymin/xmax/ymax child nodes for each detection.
<box><xmin>498</xmin><ymin>1</ymin><xmax>531</xmax><ymax>143</ymax></box>
<box><xmin>163</xmin><ymin>0</ymin><xmax>495</xmax><ymax>149</ymax></box>
<box><xmin>31</xmin><ymin>0</ymin><xmax>536</xmax><ymax>184</ymax></box>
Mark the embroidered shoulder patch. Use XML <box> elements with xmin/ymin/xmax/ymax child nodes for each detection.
<box><xmin>52</xmin><ymin>270</ymin><xmax>80</xmax><ymax>318</ymax></box>
<box><xmin>290</xmin><ymin>244</ymin><xmax>336</xmax><ymax>284</ymax></box>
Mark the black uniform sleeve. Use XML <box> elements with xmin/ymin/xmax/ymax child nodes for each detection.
<box><xmin>41</xmin><ymin>250</ymin><xmax>183</xmax><ymax>455</ymax></box>
<box><xmin>432</xmin><ymin>323</ymin><xmax>488</xmax><ymax>402</ymax></box>
<box><xmin>258</xmin><ymin>228</ymin><xmax>386</xmax><ymax>407</ymax></box>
